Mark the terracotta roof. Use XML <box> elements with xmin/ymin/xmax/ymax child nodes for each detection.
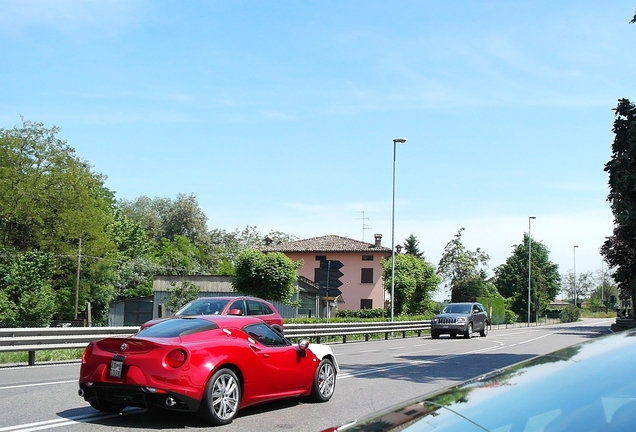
<box><xmin>260</xmin><ymin>235</ymin><xmax>391</xmax><ymax>253</ymax></box>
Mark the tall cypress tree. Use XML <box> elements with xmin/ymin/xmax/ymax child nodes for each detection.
<box><xmin>601</xmin><ymin>99</ymin><xmax>636</xmax><ymax>310</ymax></box>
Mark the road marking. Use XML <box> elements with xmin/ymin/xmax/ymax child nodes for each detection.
<box><xmin>0</xmin><ymin>380</ymin><xmax>76</xmax><ymax>391</ymax></box>
<box><xmin>0</xmin><ymin>410</ymin><xmax>142</xmax><ymax>432</ymax></box>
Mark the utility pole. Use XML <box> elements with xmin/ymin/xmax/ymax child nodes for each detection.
<box><xmin>75</xmin><ymin>239</ymin><xmax>82</xmax><ymax>319</ymax></box>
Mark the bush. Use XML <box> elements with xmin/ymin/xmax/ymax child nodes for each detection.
<box><xmin>504</xmin><ymin>310</ymin><xmax>518</xmax><ymax>324</ymax></box>
<box><xmin>560</xmin><ymin>305</ymin><xmax>581</xmax><ymax>323</ymax></box>
<box><xmin>336</xmin><ymin>308</ymin><xmax>387</xmax><ymax>319</ymax></box>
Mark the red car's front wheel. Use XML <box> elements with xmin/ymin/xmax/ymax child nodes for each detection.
<box><xmin>197</xmin><ymin>368</ymin><xmax>241</xmax><ymax>425</ymax></box>
<box><xmin>310</xmin><ymin>359</ymin><xmax>336</xmax><ymax>402</ymax></box>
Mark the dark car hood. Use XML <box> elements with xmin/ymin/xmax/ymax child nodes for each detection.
<box><xmin>327</xmin><ymin>328</ymin><xmax>636</xmax><ymax>432</ymax></box>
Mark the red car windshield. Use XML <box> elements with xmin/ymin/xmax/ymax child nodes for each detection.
<box><xmin>176</xmin><ymin>299</ymin><xmax>231</xmax><ymax>316</ymax></box>
<box><xmin>137</xmin><ymin>317</ymin><xmax>219</xmax><ymax>338</ymax></box>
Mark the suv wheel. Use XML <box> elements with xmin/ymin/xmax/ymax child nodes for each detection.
<box><xmin>480</xmin><ymin>323</ymin><xmax>488</xmax><ymax>337</ymax></box>
<box><xmin>464</xmin><ymin>323</ymin><xmax>473</xmax><ymax>339</ymax></box>
<box><xmin>431</xmin><ymin>331</ymin><xmax>440</xmax><ymax>339</ymax></box>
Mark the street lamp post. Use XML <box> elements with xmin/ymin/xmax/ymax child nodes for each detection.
<box><xmin>573</xmin><ymin>245</ymin><xmax>579</xmax><ymax>307</ymax></box>
<box><xmin>390</xmin><ymin>137</ymin><xmax>407</xmax><ymax>322</ymax></box>
<box><xmin>528</xmin><ymin>217</ymin><xmax>536</xmax><ymax>326</ymax></box>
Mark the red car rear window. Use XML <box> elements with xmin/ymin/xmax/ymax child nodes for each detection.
<box><xmin>137</xmin><ymin>317</ymin><xmax>219</xmax><ymax>338</ymax></box>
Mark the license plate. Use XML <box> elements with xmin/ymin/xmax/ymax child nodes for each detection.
<box><xmin>109</xmin><ymin>355</ymin><xmax>125</xmax><ymax>378</ymax></box>
<box><xmin>442</xmin><ymin>325</ymin><xmax>449</xmax><ymax>329</ymax></box>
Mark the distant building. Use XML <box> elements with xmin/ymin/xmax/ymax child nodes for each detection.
<box><xmin>261</xmin><ymin>234</ymin><xmax>392</xmax><ymax>317</ymax></box>
<box><xmin>109</xmin><ymin>234</ymin><xmax>393</xmax><ymax>325</ymax></box>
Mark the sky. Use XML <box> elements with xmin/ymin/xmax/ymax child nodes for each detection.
<box><xmin>1</xmin><ymin>1</ymin><xmax>634</xmax><ymax>297</ymax></box>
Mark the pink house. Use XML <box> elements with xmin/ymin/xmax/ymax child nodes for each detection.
<box><xmin>261</xmin><ymin>234</ymin><xmax>392</xmax><ymax>316</ymax></box>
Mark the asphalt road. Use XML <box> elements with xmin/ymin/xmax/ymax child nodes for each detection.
<box><xmin>0</xmin><ymin>318</ymin><xmax>615</xmax><ymax>432</ymax></box>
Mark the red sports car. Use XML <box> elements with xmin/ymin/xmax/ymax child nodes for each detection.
<box><xmin>78</xmin><ymin>315</ymin><xmax>338</xmax><ymax>425</ymax></box>
<box><xmin>140</xmin><ymin>296</ymin><xmax>284</xmax><ymax>335</ymax></box>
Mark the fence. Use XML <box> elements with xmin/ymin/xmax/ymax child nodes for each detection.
<box><xmin>0</xmin><ymin>317</ymin><xmax>576</xmax><ymax>366</ymax></box>
<box><xmin>0</xmin><ymin>321</ymin><xmax>430</xmax><ymax>365</ymax></box>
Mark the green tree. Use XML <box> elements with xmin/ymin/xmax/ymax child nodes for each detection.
<box><xmin>117</xmin><ymin>196</ymin><xmax>171</xmax><ymax>243</ymax></box>
<box><xmin>0</xmin><ymin>250</ymin><xmax>57</xmax><ymax>326</ymax></box>
<box><xmin>233</xmin><ymin>250</ymin><xmax>301</xmax><ymax>304</ymax></box>
<box><xmin>118</xmin><ymin>194</ymin><xmax>209</xmax><ymax>245</ymax></box>
<box><xmin>403</xmin><ymin>234</ymin><xmax>424</xmax><ymax>258</ymax></box>
<box><xmin>0</xmin><ymin>119</ymin><xmax>117</xmax><ymax>321</ymax></box>
<box><xmin>208</xmin><ymin>226</ymin><xmax>298</xmax><ymax>274</ymax></box>
<box><xmin>601</xmin><ymin>98</ymin><xmax>636</xmax><ymax>309</ymax></box>
<box><xmin>0</xmin><ymin>119</ymin><xmax>114</xmax><ymax>255</ymax></box>
<box><xmin>494</xmin><ymin>234</ymin><xmax>560</xmax><ymax>320</ymax></box>
<box><xmin>381</xmin><ymin>254</ymin><xmax>440</xmax><ymax>315</ymax></box>
<box><xmin>437</xmin><ymin>228</ymin><xmax>490</xmax><ymax>296</ymax></box>
<box><xmin>163</xmin><ymin>193</ymin><xmax>209</xmax><ymax>245</ymax></box>
<box><xmin>561</xmin><ymin>270</ymin><xmax>595</xmax><ymax>308</ymax></box>
<box><xmin>452</xmin><ymin>272</ymin><xmax>495</xmax><ymax>303</ymax></box>
<box><xmin>109</xmin><ymin>209</ymin><xmax>151</xmax><ymax>259</ymax></box>
<box><xmin>152</xmin><ymin>235</ymin><xmax>212</xmax><ymax>275</ymax></box>
<box><xmin>112</xmin><ymin>256</ymin><xmax>159</xmax><ymax>300</ymax></box>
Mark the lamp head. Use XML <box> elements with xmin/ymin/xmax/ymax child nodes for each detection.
<box><xmin>393</xmin><ymin>137</ymin><xmax>407</xmax><ymax>144</ymax></box>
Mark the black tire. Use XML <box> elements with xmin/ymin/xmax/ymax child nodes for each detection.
<box><xmin>431</xmin><ymin>331</ymin><xmax>440</xmax><ymax>340</ymax></box>
<box><xmin>310</xmin><ymin>358</ymin><xmax>337</xmax><ymax>402</ymax></box>
<box><xmin>197</xmin><ymin>368</ymin><xmax>241</xmax><ymax>426</ymax></box>
<box><xmin>480</xmin><ymin>323</ymin><xmax>488</xmax><ymax>337</ymax></box>
<box><xmin>465</xmin><ymin>323</ymin><xmax>473</xmax><ymax>339</ymax></box>
<box><xmin>450</xmin><ymin>333</ymin><xmax>457</xmax><ymax>338</ymax></box>
<box><xmin>89</xmin><ymin>399</ymin><xmax>125</xmax><ymax>413</ymax></box>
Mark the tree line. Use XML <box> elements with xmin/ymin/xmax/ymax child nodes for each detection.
<box><xmin>0</xmin><ymin>119</ymin><xmax>297</xmax><ymax>326</ymax></box>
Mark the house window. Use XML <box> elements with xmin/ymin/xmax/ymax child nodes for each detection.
<box><xmin>360</xmin><ymin>299</ymin><xmax>373</xmax><ymax>309</ymax></box>
<box><xmin>314</xmin><ymin>268</ymin><xmax>321</xmax><ymax>284</ymax></box>
<box><xmin>362</xmin><ymin>255</ymin><xmax>374</xmax><ymax>261</ymax></box>
<box><xmin>315</xmin><ymin>255</ymin><xmax>327</xmax><ymax>261</ymax></box>
<box><xmin>361</xmin><ymin>268</ymin><xmax>373</xmax><ymax>284</ymax></box>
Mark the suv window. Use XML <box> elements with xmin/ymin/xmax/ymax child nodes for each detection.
<box><xmin>246</xmin><ymin>300</ymin><xmax>273</xmax><ymax>316</ymax></box>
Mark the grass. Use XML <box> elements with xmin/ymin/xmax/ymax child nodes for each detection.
<box><xmin>0</xmin><ymin>349</ymin><xmax>84</xmax><ymax>365</ymax></box>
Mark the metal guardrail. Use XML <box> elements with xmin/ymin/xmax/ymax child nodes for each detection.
<box><xmin>0</xmin><ymin>321</ymin><xmax>431</xmax><ymax>365</ymax></box>
<box><xmin>0</xmin><ymin>327</ymin><xmax>136</xmax><ymax>365</ymax></box>
<box><xmin>283</xmin><ymin>320</ymin><xmax>430</xmax><ymax>343</ymax></box>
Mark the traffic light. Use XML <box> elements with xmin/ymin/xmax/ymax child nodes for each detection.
<box><xmin>319</xmin><ymin>260</ymin><xmax>344</xmax><ymax>288</ymax></box>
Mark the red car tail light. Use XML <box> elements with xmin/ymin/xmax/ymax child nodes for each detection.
<box><xmin>166</xmin><ymin>349</ymin><xmax>187</xmax><ymax>368</ymax></box>
<box><xmin>82</xmin><ymin>343</ymin><xmax>94</xmax><ymax>363</ymax></box>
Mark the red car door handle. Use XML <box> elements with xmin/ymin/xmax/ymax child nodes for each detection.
<box><xmin>263</xmin><ymin>354</ymin><xmax>270</xmax><ymax>358</ymax></box>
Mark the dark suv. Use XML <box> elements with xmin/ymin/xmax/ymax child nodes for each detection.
<box><xmin>430</xmin><ymin>302</ymin><xmax>489</xmax><ymax>339</ymax></box>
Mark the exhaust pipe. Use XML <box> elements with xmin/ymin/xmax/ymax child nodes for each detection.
<box><xmin>165</xmin><ymin>397</ymin><xmax>177</xmax><ymax>407</ymax></box>
<box><xmin>78</xmin><ymin>389</ymin><xmax>85</xmax><ymax>397</ymax></box>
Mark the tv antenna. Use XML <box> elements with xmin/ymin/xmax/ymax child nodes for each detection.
<box><xmin>356</xmin><ymin>211</ymin><xmax>372</xmax><ymax>241</ymax></box>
